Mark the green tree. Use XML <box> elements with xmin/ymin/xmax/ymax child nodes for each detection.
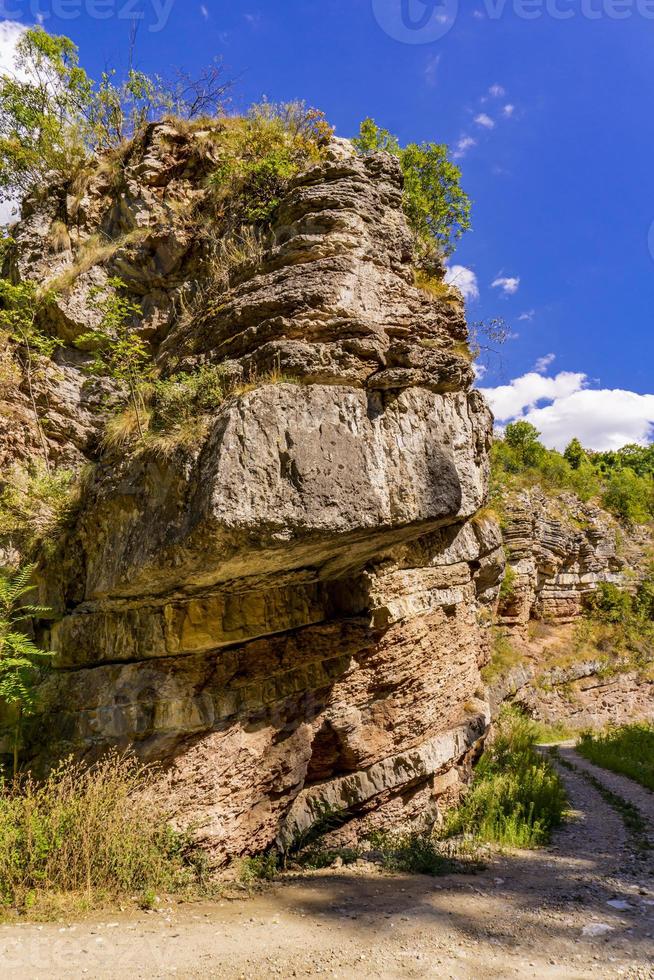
<box><xmin>80</xmin><ymin>278</ymin><xmax>149</xmax><ymax>439</ymax></box>
<box><xmin>352</xmin><ymin>118</ymin><xmax>471</xmax><ymax>256</ymax></box>
<box><xmin>602</xmin><ymin>468</ymin><xmax>653</xmax><ymax>524</ymax></box>
<box><xmin>0</xmin><ymin>27</ymin><xmax>232</xmax><ymax>207</ymax></box>
<box><xmin>564</xmin><ymin>437</ymin><xmax>588</xmax><ymax>470</ymax></box>
<box><xmin>0</xmin><ymin>565</ymin><xmax>51</xmax><ymax>777</ymax></box>
<box><xmin>504</xmin><ymin>421</ymin><xmax>544</xmax><ymax>468</ymax></box>
<box><xmin>0</xmin><ymin>27</ymin><xmax>92</xmax><ymax>202</ymax></box>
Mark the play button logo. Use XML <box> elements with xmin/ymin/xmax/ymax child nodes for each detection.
<box><xmin>372</xmin><ymin>0</ymin><xmax>459</xmax><ymax>44</ymax></box>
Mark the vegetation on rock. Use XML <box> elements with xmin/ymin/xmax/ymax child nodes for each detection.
<box><xmin>353</xmin><ymin>117</ymin><xmax>471</xmax><ymax>257</ymax></box>
<box><xmin>0</xmin><ymin>565</ymin><xmax>51</xmax><ymax>776</ymax></box>
<box><xmin>493</xmin><ymin>421</ymin><xmax>654</xmax><ymax>524</ymax></box>
<box><xmin>0</xmin><ymin>752</ymin><xmax>206</xmax><ymax>915</ymax></box>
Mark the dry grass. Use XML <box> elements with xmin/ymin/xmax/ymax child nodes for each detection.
<box><xmin>0</xmin><ymin>331</ymin><xmax>21</xmax><ymax>397</ymax></box>
<box><xmin>102</xmin><ymin>405</ymin><xmax>152</xmax><ymax>452</ymax></box>
<box><xmin>48</xmin><ymin>220</ymin><xmax>71</xmax><ymax>254</ymax></box>
<box><xmin>414</xmin><ymin>268</ymin><xmax>452</xmax><ymax>299</ymax></box>
<box><xmin>47</xmin><ymin>228</ymin><xmax>150</xmax><ymax>295</ymax></box>
<box><xmin>0</xmin><ymin>752</ymin><xmax>204</xmax><ymax>917</ymax></box>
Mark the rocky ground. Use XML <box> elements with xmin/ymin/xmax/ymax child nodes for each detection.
<box><xmin>2</xmin><ymin>749</ymin><xmax>652</xmax><ymax>980</ymax></box>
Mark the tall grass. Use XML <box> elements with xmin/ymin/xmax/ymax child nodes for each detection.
<box><xmin>0</xmin><ymin>752</ymin><xmax>202</xmax><ymax>914</ymax></box>
<box><xmin>577</xmin><ymin>724</ymin><xmax>654</xmax><ymax>791</ymax></box>
<box><xmin>444</xmin><ymin>709</ymin><xmax>567</xmax><ymax>848</ymax></box>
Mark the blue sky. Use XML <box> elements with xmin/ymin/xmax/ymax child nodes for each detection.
<box><xmin>1</xmin><ymin>0</ymin><xmax>653</xmax><ymax>448</ymax></box>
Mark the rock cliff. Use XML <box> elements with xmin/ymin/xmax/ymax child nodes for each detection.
<box><xmin>0</xmin><ymin>123</ymin><xmax>503</xmax><ymax>862</ymax></box>
<box><xmin>492</xmin><ymin>488</ymin><xmax>653</xmax><ymax>731</ymax></box>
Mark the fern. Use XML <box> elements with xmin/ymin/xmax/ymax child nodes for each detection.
<box><xmin>0</xmin><ymin>564</ymin><xmax>52</xmax><ymax>774</ymax></box>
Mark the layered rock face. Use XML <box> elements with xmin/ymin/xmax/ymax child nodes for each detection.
<box><xmin>493</xmin><ymin>489</ymin><xmax>653</xmax><ymax>731</ymax></box>
<box><xmin>1</xmin><ymin>125</ymin><xmax>503</xmax><ymax>862</ymax></box>
<box><xmin>498</xmin><ymin>488</ymin><xmax>648</xmax><ymax>629</ymax></box>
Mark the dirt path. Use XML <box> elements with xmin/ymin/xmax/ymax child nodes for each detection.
<box><xmin>2</xmin><ymin>758</ymin><xmax>653</xmax><ymax>980</ymax></box>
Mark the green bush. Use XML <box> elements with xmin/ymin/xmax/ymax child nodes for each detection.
<box><xmin>444</xmin><ymin>709</ymin><xmax>567</xmax><ymax>848</ymax></box>
<box><xmin>0</xmin><ymin>752</ymin><xmax>201</xmax><ymax>913</ymax></box>
<box><xmin>601</xmin><ymin>468</ymin><xmax>652</xmax><ymax>524</ymax></box>
<box><xmin>352</xmin><ymin>118</ymin><xmax>471</xmax><ymax>257</ymax></box>
<box><xmin>149</xmin><ymin>365</ymin><xmax>228</xmax><ymax>433</ymax></box>
<box><xmin>209</xmin><ymin>102</ymin><xmax>333</xmax><ymax>229</ymax></box>
<box><xmin>492</xmin><ymin>424</ymin><xmax>652</xmax><ymax>521</ymax></box>
<box><xmin>577</xmin><ymin>724</ymin><xmax>654</xmax><ymax>791</ymax></box>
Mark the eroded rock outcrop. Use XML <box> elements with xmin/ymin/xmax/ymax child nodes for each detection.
<box><xmin>0</xmin><ymin>123</ymin><xmax>504</xmax><ymax>862</ymax></box>
<box><xmin>492</xmin><ymin>489</ymin><xmax>653</xmax><ymax>731</ymax></box>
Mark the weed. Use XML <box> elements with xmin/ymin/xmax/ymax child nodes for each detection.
<box><xmin>0</xmin><ymin>752</ymin><xmax>205</xmax><ymax>914</ymax></box>
<box><xmin>443</xmin><ymin>708</ymin><xmax>567</xmax><ymax>848</ymax></box>
<box><xmin>239</xmin><ymin>851</ymin><xmax>279</xmax><ymax>884</ymax></box>
<box><xmin>576</xmin><ymin>725</ymin><xmax>654</xmax><ymax>792</ymax></box>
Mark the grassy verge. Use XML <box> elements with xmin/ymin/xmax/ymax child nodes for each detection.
<box><xmin>443</xmin><ymin>709</ymin><xmax>568</xmax><ymax>848</ymax></box>
<box><xmin>576</xmin><ymin>724</ymin><xmax>654</xmax><ymax>791</ymax></box>
<box><xmin>0</xmin><ymin>752</ymin><xmax>209</xmax><ymax>919</ymax></box>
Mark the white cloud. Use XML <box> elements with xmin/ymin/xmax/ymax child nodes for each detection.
<box><xmin>244</xmin><ymin>12</ymin><xmax>262</xmax><ymax>27</ymax></box>
<box><xmin>534</xmin><ymin>353</ymin><xmax>556</xmax><ymax>374</ymax></box>
<box><xmin>0</xmin><ymin>20</ymin><xmax>24</xmax><ymax>74</ymax></box>
<box><xmin>0</xmin><ymin>21</ymin><xmax>26</xmax><ymax>227</ymax></box>
<box><xmin>492</xmin><ymin>275</ymin><xmax>520</xmax><ymax>295</ymax></box>
<box><xmin>445</xmin><ymin>264</ymin><xmax>479</xmax><ymax>302</ymax></box>
<box><xmin>518</xmin><ymin>309</ymin><xmax>535</xmax><ymax>321</ymax></box>
<box><xmin>488</xmin><ymin>84</ymin><xmax>506</xmax><ymax>98</ymax></box>
<box><xmin>481</xmin><ymin>368</ymin><xmax>654</xmax><ymax>451</ymax></box>
<box><xmin>503</xmin><ymin>104</ymin><xmax>515</xmax><ymax>117</ymax></box>
<box><xmin>424</xmin><ymin>53</ymin><xmax>440</xmax><ymax>86</ymax></box>
<box><xmin>475</xmin><ymin>113</ymin><xmax>495</xmax><ymax>130</ymax></box>
<box><xmin>200</xmin><ymin>4</ymin><xmax>209</xmax><ymax>18</ymax></box>
<box><xmin>453</xmin><ymin>135</ymin><xmax>476</xmax><ymax>159</ymax></box>
<box><xmin>481</xmin><ymin>370</ymin><xmax>588</xmax><ymax>423</ymax></box>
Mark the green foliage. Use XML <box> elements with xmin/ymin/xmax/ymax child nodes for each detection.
<box><xmin>0</xmin><ymin>752</ymin><xmax>204</xmax><ymax>912</ymax></box>
<box><xmin>0</xmin><ymin>28</ymin><xmax>232</xmax><ymax>207</ymax></box>
<box><xmin>80</xmin><ymin>278</ymin><xmax>148</xmax><ymax>439</ymax></box>
<box><xmin>577</xmin><ymin>724</ymin><xmax>654</xmax><ymax>791</ymax></box>
<box><xmin>365</xmin><ymin>830</ymin><xmax>459</xmax><ymax>876</ymax></box>
<box><xmin>352</xmin><ymin>117</ymin><xmax>471</xmax><ymax>256</ymax></box>
<box><xmin>481</xmin><ymin>630</ymin><xmax>523</xmax><ymax>684</ymax></box>
<box><xmin>0</xmin><ymin>28</ymin><xmax>91</xmax><ymax>202</ymax></box>
<box><xmin>0</xmin><ymin>278</ymin><xmax>60</xmax><ymax>358</ymax></box>
<box><xmin>444</xmin><ymin>708</ymin><xmax>567</xmax><ymax>847</ymax></box>
<box><xmin>0</xmin><ymin>464</ymin><xmax>77</xmax><ymax>557</ymax></box>
<box><xmin>239</xmin><ymin>851</ymin><xmax>279</xmax><ymax>884</ymax></box>
<box><xmin>499</xmin><ymin>563</ymin><xmax>517</xmax><ymax>602</ymax></box>
<box><xmin>149</xmin><ymin>364</ymin><xmax>228</xmax><ymax>433</ymax></box>
<box><xmin>564</xmin><ymin>437</ymin><xmax>588</xmax><ymax>470</ymax></box>
<box><xmin>209</xmin><ymin>102</ymin><xmax>333</xmax><ymax>228</ymax></box>
<box><xmin>601</xmin><ymin>467</ymin><xmax>653</xmax><ymax>524</ymax></box>
<box><xmin>0</xmin><ymin>564</ymin><xmax>52</xmax><ymax>775</ymax></box>
<box><xmin>492</xmin><ymin>425</ymin><xmax>654</xmax><ymax>523</ymax></box>
<box><xmin>588</xmin><ymin>582</ymin><xmax>633</xmax><ymax>624</ymax></box>
<box><xmin>0</xmin><ymin>564</ymin><xmax>50</xmax><ymax>715</ymax></box>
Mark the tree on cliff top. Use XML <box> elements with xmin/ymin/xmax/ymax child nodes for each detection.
<box><xmin>353</xmin><ymin>117</ymin><xmax>471</xmax><ymax>257</ymax></box>
<box><xmin>0</xmin><ymin>26</ymin><xmax>231</xmax><ymax>205</ymax></box>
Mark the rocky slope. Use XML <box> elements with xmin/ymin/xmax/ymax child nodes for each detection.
<box><xmin>0</xmin><ymin>123</ymin><xmax>504</xmax><ymax>862</ymax></box>
<box><xmin>492</xmin><ymin>488</ymin><xmax>653</xmax><ymax>731</ymax></box>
